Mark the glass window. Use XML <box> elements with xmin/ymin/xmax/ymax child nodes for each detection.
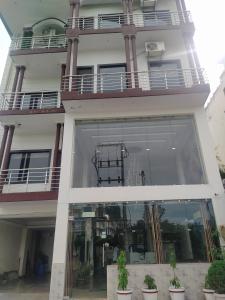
<box><xmin>143</xmin><ymin>10</ymin><xmax>172</xmax><ymax>26</ymax></box>
<box><xmin>98</xmin><ymin>14</ymin><xmax>124</xmax><ymax>29</ymax></box>
<box><xmin>159</xmin><ymin>201</ymin><xmax>207</xmax><ymax>262</ymax></box>
<box><xmin>73</xmin><ymin>116</ymin><xmax>206</xmax><ymax>188</ymax></box>
<box><xmin>99</xmin><ymin>64</ymin><xmax>127</xmax><ymax>92</ymax></box>
<box><xmin>149</xmin><ymin>61</ymin><xmax>184</xmax><ymax>89</ymax></box>
<box><xmin>8</xmin><ymin>151</ymin><xmax>50</xmax><ymax>183</ymax></box>
<box><xmin>67</xmin><ymin>199</ymin><xmax>215</xmax><ymax>298</ymax></box>
<box><xmin>75</xmin><ymin>67</ymin><xmax>94</xmax><ymax>94</ymax></box>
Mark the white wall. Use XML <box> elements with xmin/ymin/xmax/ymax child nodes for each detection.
<box><xmin>0</xmin><ymin>221</ymin><xmax>23</xmax><ymax>273</ymax></box>
<box><xmin>206</xmin><ymin>71</ymin><xmax>225</xmax><ymax>169</ymax></box>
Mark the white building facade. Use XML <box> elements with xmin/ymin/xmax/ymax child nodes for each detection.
<box><xmin>0</xmin><ymin>0</ymin><xmax>225</xmax><ymax>300</ymax></box>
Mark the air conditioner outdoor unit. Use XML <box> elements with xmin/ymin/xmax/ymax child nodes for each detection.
<box><xmin>140</xmin><ymin>0</ymin><xmax>157</xmax><ymax>8</ymax></box>
<box><xmin>145</xmin><ymin>41</ymin><xmax>165</xmax><ymax>57</ymax></box>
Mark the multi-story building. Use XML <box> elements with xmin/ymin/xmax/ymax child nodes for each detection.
<box><xmin>0</xmin><ymin>1</ymin><xmax>225</xmax><ymax>300</ymax></box>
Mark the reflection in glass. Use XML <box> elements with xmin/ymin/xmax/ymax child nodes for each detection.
<box><xmin>73</xmin><ymin>116</ymin><xmax>205</xmax><ymax>188</ymax></box>
<box><xmin>159</xmin><ymin>201</ymin><xmax>207</xmax><ymax>262</ymax></box>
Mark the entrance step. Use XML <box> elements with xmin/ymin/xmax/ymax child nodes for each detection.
<box><xmin>0</xmin><ymin>293</ymin><xmax>49</xmax><ymax>300</ymax></box>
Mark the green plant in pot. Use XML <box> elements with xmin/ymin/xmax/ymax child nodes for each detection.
<box><xmin>168</xmin><ymin>245</ymin><xmax>185</xmax><ymax>300</ymax></box>
<box><xmin>142</xmin><ymin>274</ymin><xmax>158</xmax><ymax>300</ymax></box>
<box><xmin>206</xmin><ymin>259</ymin><xmax>225</xmax><ymax>299</ymax></box>
<box><xmin>116</xmin><ymin>250</ymin><xmax>132</xmax><ymax>300</ymax></box>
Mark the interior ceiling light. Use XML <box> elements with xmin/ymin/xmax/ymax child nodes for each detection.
<box><xmin>146</xmin><ymin>148</ymin><xmax>150</xmax><ymax>151</ymax></box>
<box><xmin>172</xmin><ymin>147</ymin><xmax>176</xmax><ymax>150</ymax></box>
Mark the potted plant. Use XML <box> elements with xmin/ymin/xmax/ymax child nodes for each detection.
<box><xmin>116</xmin><ymin>250</ymin><xmax>132</xmax><ymax>300</ymax></box>
<box><xmin>142</xmin><ymin>274</ymin><xmax>158</xmax><ymax>300</ymax></box>
<box><xmin>206</xmin><ymin>260</ymin><xmax>225</xmax><ymax>300</ymax></box>
<box><xmin>168</xmin><ymin>246</ymin><xmax>185</xmax><ymax>300</ymax></box>
<box><xmin>203</xmin><ymin>274</ymin><xmax>215</xmax><ymax>300</ymax></box>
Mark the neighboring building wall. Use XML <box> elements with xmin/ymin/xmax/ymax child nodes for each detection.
<box><xmin>207</xmin><ymin>70</ymin><xmax>225</xmax><ymax>170</ymax></box>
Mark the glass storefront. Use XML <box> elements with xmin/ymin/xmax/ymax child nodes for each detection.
<box><xmin>73</xmin><ymin>116</ymin><xmax>206</xmax><ymax>188</ymax></box>
<box><xmin>65</xmin><ymin>199</ymin><xmax>216</xmax><ymax>298</ymax></box>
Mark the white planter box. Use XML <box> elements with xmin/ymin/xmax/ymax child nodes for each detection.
<box><xmin>215</xmin><ymin>294</ymin><xmax>225</xmax><ymax>300</ymax></box>
<box><xmin>169</xmin><ymin>288</ymin><xmax>185</xmax><ymax>300</ymax></box>
<box><xmin>203</xmin><ymin>288</ymin><xmax>215</xmax><ymax>300</ymax></box>
<box><xmin>117</xmin><ymin>289</ymin><xmax>133</xmax><ymax>300</ymax></box>
<box><xmin>142</xmin><ymin>288</ymin><xmax>158</xmax><ymax>300</ymax></box>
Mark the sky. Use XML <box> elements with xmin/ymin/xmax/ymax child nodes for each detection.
<box><xmin>0</xmin><ymin>0</ymin><xmax>225</xmax><ymax>93</ymax></box>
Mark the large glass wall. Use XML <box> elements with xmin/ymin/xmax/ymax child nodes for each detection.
<box><xmin>66</xmin><ymin>200</ymin><xmax>216</xmax><ymax>298</ymax></box>
<box><xmin>73</xmin><ymin>116</ymin><xmax>206</xmax><ymax>188</ymax></box>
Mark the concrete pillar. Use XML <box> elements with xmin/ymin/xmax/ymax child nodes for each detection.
<box><xmin>60</xmin><ymin>64</ymin><xmax>66</xmax><ymax>90</ymax></box>
<box><xmin>9</xmin><ymin>66</ymin><xmax>20</xmax><ymax>109</ymax></box>
<box><xmin>0</xmin><ymin>125</ymin><xmax>15</xmax><ymax>193</ymax></box>
<box><xmin>72</xmin><ymin>38</ymin><xmax>79</xmax><ymax>76</ymax></box>
<box><xmin>131</xmin><ymin>35</ymin><xmax>139</xmax><ymax>88</ymax></box>
<box><xmin>0</xmin><ymin>126</ymin><xmax>9</xmax><ymax>168</ymax></box>
<box><xmin>124</xmin><ymin>35</ymin><xmax>132</xmax><ymax>88</ymax></box>
<box><xmin>15</xmin><ymin>66</ymin><xmax>26</xmax><ymax>109</ymax></box>
<box><xmin>49</xmin><ymin>203</ymin><xmax>69</xmax><ymax>300</ymax></box>
<box><xmin>18</xmin><ymin>228</ymin><xmax>29</xmax><ymax>277</ymax></box>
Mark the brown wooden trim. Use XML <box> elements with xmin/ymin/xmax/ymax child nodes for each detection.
<box><xmin>61</xmin><ymin>84</ymin><xmax>210</xmax><ymax>101</ymax></box>
<box><xmin>72</xmin><ymin>38</ymin><xmax>79</xmax><ymax>75</ymax></box>
<box><xmin>66</xmin><ymin>39</ymin><xmax>72</xmax><ymax>76</ymax></box>
<box><xmin>15</xmin><ymin>66</ymin><xmax>26</xmax><ymax>109</ymax></box>
<box><xmin>51</xmin><ymin>124</ymin><xmax>61</xmax><ymax>191</ymax></box>
<box><xmin>0</xmin><ymin>191</ymin><xmax>58</xmax><ymax>202</ymax></box>
<box><xmin>0</xmin><ymin>126</ymin><xmax>9</xmax><ymax>169</ymax></box>
<box><xmin>10</xmin><ymin>47</ymin><xmax>67</xmax><ymax>57</ymax></box>
<box><xmin>61</xmin><ymin>64</ymin><xmax>66</xmax><ymax>90</ymax></box>
<box><xmin>0</xmin><ymin>107</ymin><xmax>65</xmax><ymax>116</ymax></box>
<box><xmin>1</xmin><ymin>126</ymin><xmax>15</xmax><ymax>171</ymax></box>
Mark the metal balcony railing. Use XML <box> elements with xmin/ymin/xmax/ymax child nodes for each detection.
<box><xmin>10</xmin><ymin>34</ymin><xmax>67</xmax><ymax>51</ymax></box>
<box><xmin>0</xmin><ymin>167</ymin><xmax>61</xmax><ymax>193</ymax></box>
<box><xmin>67</xmin><ymin>11</ymin><xmax>192</xmax><ymax>30</ymax></box>
<box><xmin>0</xmin><ymin>91</ymin><xmax>61</xmax><ymax>111</ymax></box>
<box><xmin>62</xmin><ymin>68</ymin><xmax>207</xmax><ymax>93</ymax></box>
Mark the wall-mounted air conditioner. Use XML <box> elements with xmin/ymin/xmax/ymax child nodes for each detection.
<box><xmin>145</xmin><ymin>42</ymin><xmax>165</xmax><ymax>57</ymax></box>
<box><xmin>140</xmin><ymin>0</ymin><xmax>158</xmax><ymax>8</ymax></box>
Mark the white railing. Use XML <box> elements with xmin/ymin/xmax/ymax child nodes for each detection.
<box><xmin>0</xmin><ymin>91</ymin><xmax>61</xmax><ymax>111</ymax></box>
<box><xmin>67</xmin><ymin>11</ymin><xmax>192</xmax><ymax>30</ymax></box>
<box><xmin>10</xmin><ymin>34</ymin><xmax>67</xmax><ymax>51</ymax></box>
<box><xmin>62</xmin><ymin>68</ymin><xmax>207</xmax><ymax>93</ymax></box>
<box><xmin>0</xmin><ymin>167</ymin><xmax>61</xmax><ymax>193</ymax></box>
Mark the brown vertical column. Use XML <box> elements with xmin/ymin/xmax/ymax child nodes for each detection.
<box><xmin>15</xmin><ymin>66</ymin><xmax>26</xmax><ymax>109</ymax></box>
<box><xmin>124</xmin><ymin>35</ymin><xmax>132</xmax><ymax>88</ymax></box>
<box><xmin>0</xmin><ymin>126</ymin><xmax>9</xmax><ymax>169</ymax></box>
<box><xmin>131</xmin><ymin>35</ymin><xmax>139</xmax><ymax>88</ymax></box>
<box><xmin>0</xmin><ymin>125</ymin><xmax>15</xmax><ymax>193</ymax></box>
<box><xmin>9</xmin><ymin>66</ymin><xmax>20</xmax><ymax>110</ymax></box>
<box><xmin>122</xmin><ymin>0</ymin><xmax>128</xmax><ymax>24</ymax></box>
<box><xmin>51</xmin><ymin>123</ymin><xmax>61</xmax><ymax>191</ymax></box>
<box><xmin>127</xmin><ymin>0</ymin><xmax>133</xmax><ymax>24</ymax></box>
<box><xmin>61</xmin><ymin>64</ymin><xmax>66</xmax><ymax>91</ymax></box>
<box><xmin>72</xmin><ymin>38</ymin><xmax>79</xmax><ymax>76</ymax></box>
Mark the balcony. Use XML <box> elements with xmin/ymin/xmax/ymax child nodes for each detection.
<box><xmin>0</xmin><ymin>167</ymin><xmax>61</xmax><ymax>202</ymax></box>
<box><xmin>10</xmin><ymin>34</ymin><xmax>67</xmax><ymax>55</ymax></box>
<box><xmin>62</xmin><ymin>68</ymin><xmax>208</xmax><ymax>94</ymax></box>
<box><xmin>61</xmin><ymin>68</ymin><xmax>210</xmax><ymax>112</ymax></box>
<box><xmin>67</xmin><ymin>11</ymin><xmax>193</xmax><ymax>33</ymax></box>
<box><xmin>0</xmin><ymin>91</ymin><xmax>64</xmax><ymax>115</ymax></box>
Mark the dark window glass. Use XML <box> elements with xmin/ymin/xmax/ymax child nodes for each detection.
<box><xmin>75</xmin><ymin>67</ymin><xmax>94</xmax><ymax>94</ymax></box>
<box><xmin>149</xmin><ymin>61</ymin><xmax>184</xmax><ymax>89</ymax></box>
<box><xmin>8</xmin><ymin>151</ymin><xmax>50</xmax><ymax>183</ymax></box>
<box><xmin>99</xmin><ymin>65</ymin><xmax>127</xmax><ymax>92</ymax></box>
<box><xmin>78</xmin><ymin>17</ymin><xmax>94</xmax><ymax>30</ymax></box>
<box><xmin>143</xmin><ymin>10</ymin><xmax>172</xmax><ymax>26</ymax></box>
<box><xmin>98</xmin><ymin>14</ymin><xmax>124</xmax><ymax>28</ymax></box>
<box><xmin>159</xmin><ymin>201</ymin><xmax>207</xmax><ymax>262</ymax></box>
